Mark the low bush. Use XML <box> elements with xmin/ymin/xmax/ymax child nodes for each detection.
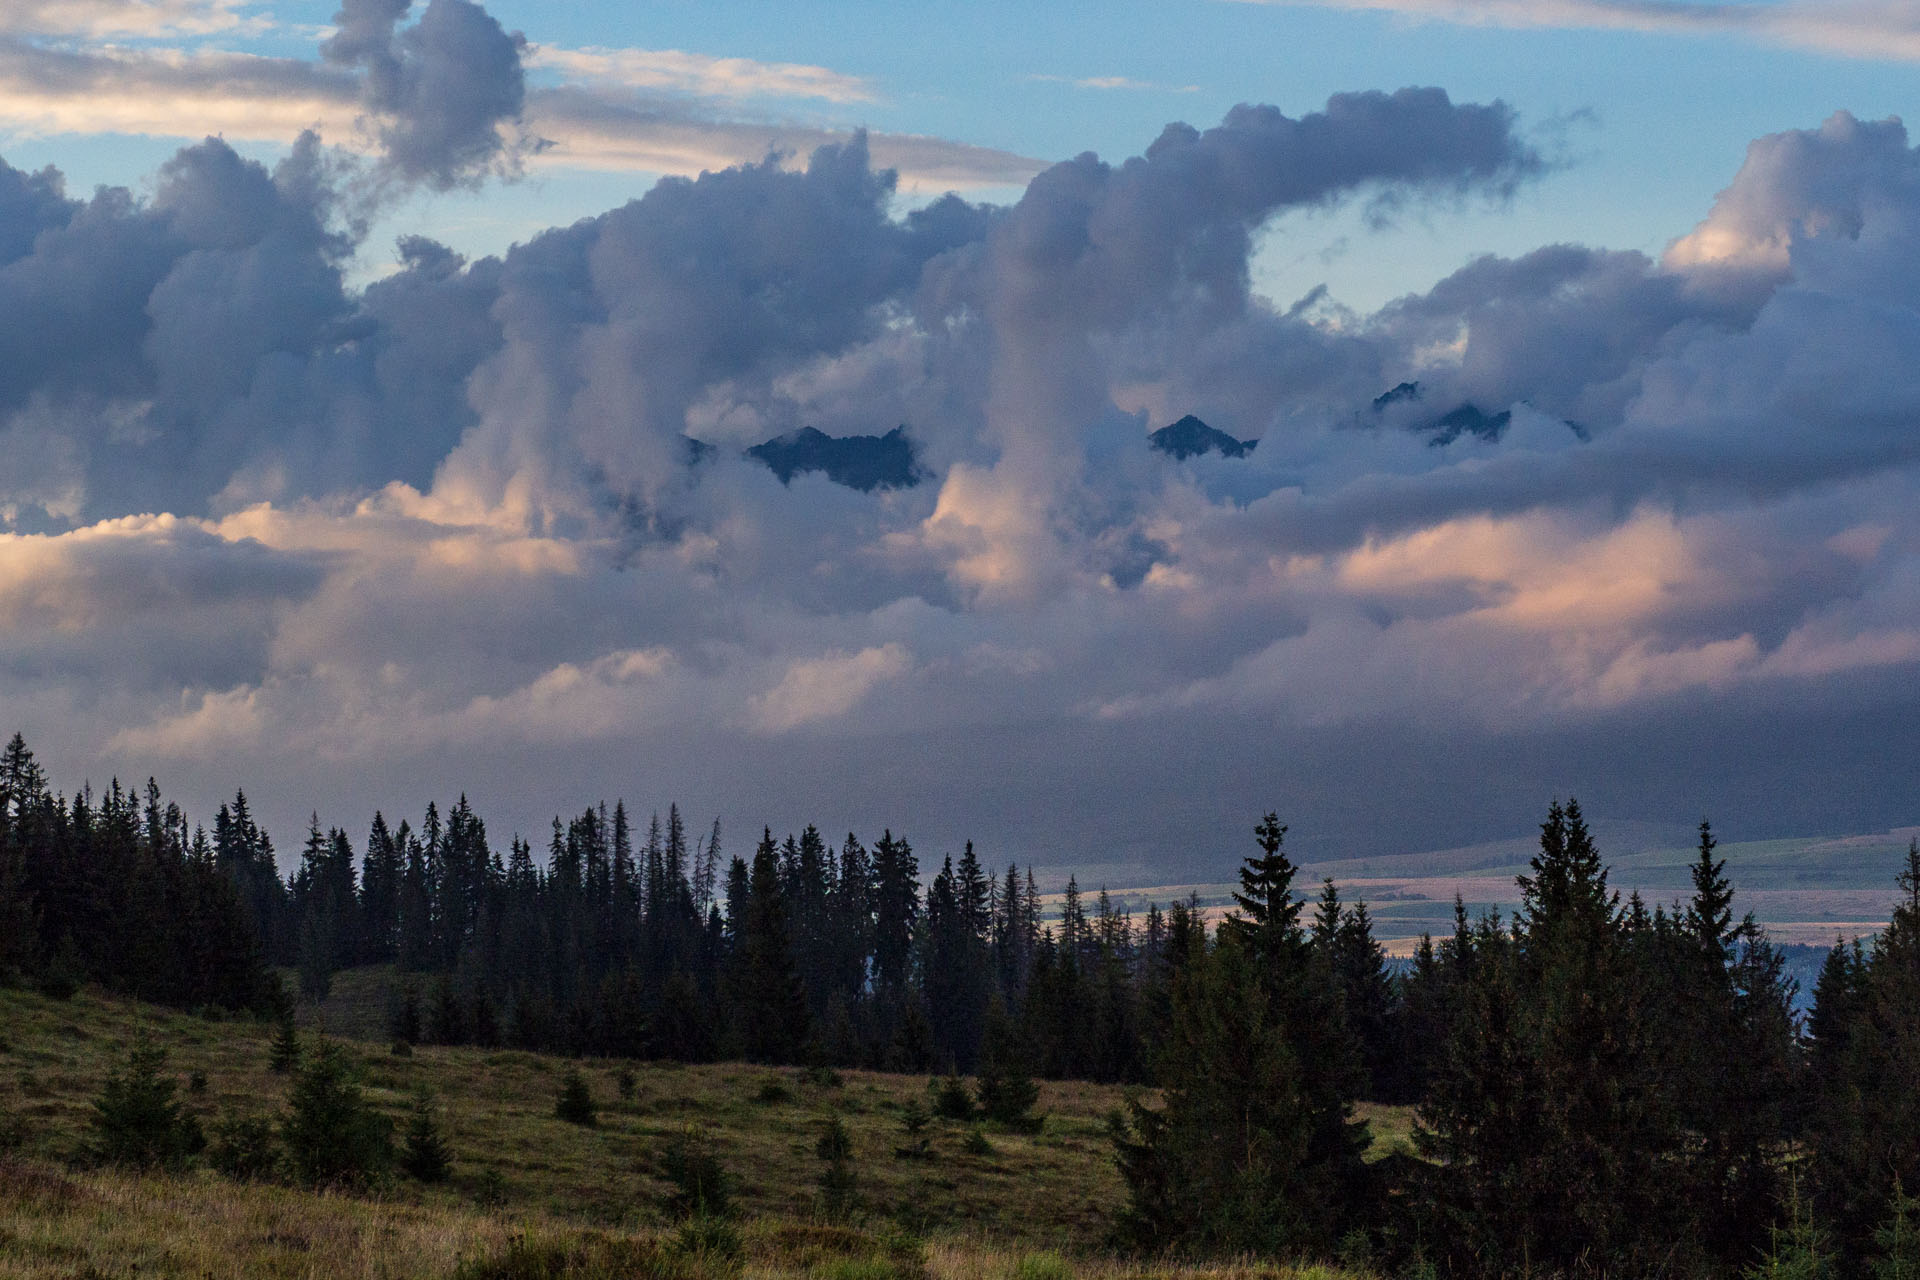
<box><xmin>91</xmin><ymin>1042</ymin><xmax>203</xmax><ymax>1171</ymax></box>
<box><xmin>555</xmin><ymin>1069</ymin><xmax>597</xmax><ymax>1126</ymax></box>
<box><xmin>400</xmin><ymin>1090</ymin><xmax>453</xmax><ymax>1183</ymax></box>
<box><xmin>281</xmin><ymin>1039</ymin><xmax>392</xmax><ymax>1187</ymax></box>
<box><xmin>930</xmin><ymin>1075</ymin><xmax>974</xmax><ymax>1122</ymax></box>
<box><xmin>658</xmin><ymin>1126</ymin><xmax>733</xmax><ymax>1219</ymax></box>
<box><xmin>208</xmin><ymin>1112</ymin><xmax>280</xmax><ymax>1181</ymax></box>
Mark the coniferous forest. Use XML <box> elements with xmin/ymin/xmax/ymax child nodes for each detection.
<box><xmin>5</xmin><ymin>728</ymin><xmax>1920</xmax><ymax>1277</ymax></box>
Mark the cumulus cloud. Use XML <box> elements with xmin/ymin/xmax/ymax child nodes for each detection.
<box><xmin>7</xmin><ymin>87</ymin><xmax>1920</xmax><ymax>866</ymax></box>
<box><xmin>319</xmin><ymin>0</ymin><xmax>530</xmax><ymax>190</ymax></box>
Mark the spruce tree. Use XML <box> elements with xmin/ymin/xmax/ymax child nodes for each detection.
<box><xmin>400</xmin><ymin>1091</ymin><xmax>453</xmax><ymax>1183</ymax></box>
<box><xmin>1873</xmin><ymin>1186</ymin><xmax>1920</xmax><ymax>1280</ymax></box>
<box><xmin>815</xmin><ymin>1115</ymin><xmax>856</xmax><ymax>1220</ymax></box>
<box><xmin>92</xmin><ymin>1042</ymin><xmax>203</xmax><ymax>1171</ymax></box>
<box><xmin>1419</xmin><ymin>801</ymin><xmax>1692</xmax><ymax>1275</ymax></box>
<box><xmin>281</xmin><ymin>1040</ymin><xmax>392</xmax><ymax>1187</ymax></box>
<box><xmin>1112</xmin><ymin>813</ymin><xmax>1368</xmax><ymax>1256</ymax></box>
<box><xmin>555</xmin><ymin>1069</ymin><xmax>597</xmax><ymax>1126</ymax></box>
<box><xmin>1813</xmin><ymin>841</ymin><xmax>1920</xmax><ymax>1259</ymax></box>
<box><xmin>269</xmin><ymin>1007</ymin><xmax>302</xmax><ymax>1074</ymax></box>
<box><xmin>975</xmin><ymin>1001</ymin><xmax>1042</xmax><ymax>1131</ymax></box>
<box><xmin>728</xmin><ymin>830</ymin><xmax>809</xmax><ymax>1063</ymax></box>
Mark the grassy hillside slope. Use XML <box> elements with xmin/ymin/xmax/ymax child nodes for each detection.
<box><xmin>0</xmin><ymin>983</ymin><xmax>1391</xmax><ymax>1279</ymax></box>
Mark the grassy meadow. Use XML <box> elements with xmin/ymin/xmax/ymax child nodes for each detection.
<box><xmin>0</xmin><ymin>980</ymin><xmax>1400</xmax><ymax>1279</ymax></box>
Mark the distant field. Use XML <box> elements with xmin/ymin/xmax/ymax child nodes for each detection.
<box><xmin>0</xmin><ymin>983</ymin><xmax>1403</xmax><ymax>1278</ymax></box>
<box><xmin>1040</xmin><ymin>823</ymin><xmax>1920</xmax><ymax>952</ymax></box>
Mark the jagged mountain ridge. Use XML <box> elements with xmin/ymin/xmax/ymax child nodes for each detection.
<box><xmin>1150</xmin><ymin>414</ymin><xmax>1258</xmax><ymax>460</ymax></box>
<box><xmin>1371</xmin><ymin>380</ymin><xmax>1584</xmax><ymax>445</ymax></box>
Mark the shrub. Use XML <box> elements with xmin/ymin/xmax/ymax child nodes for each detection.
<box><xmin>816</xmin><ymin>1115</ymin><xmax>854</xmax><ymax>1163</ymax></box>
<box><xmin>400</xmin><ymin>1091</ymin><xmax>453</xmax><ymax>1183</ymax></box>
<box><xmin>893</xmin><ymin>1101</ymin><xmax>930</xmax><ymax>1159</ymax></box>
<box><xmin>659</xmin><ymin>1126</ymin><xmax>733</xmax><ymax>1219</ymax></box>
<box><xmin>389</xmin><ymin>984</ymin><xmax>422</xmax><ymax>1046</ymax></box>
<box><xmin>187</xmin><ymin>1070</ymin><xmax>209</xmax><ymax>1095</ymax></box>
<box><xmin>930</xmin><ymin>1075</ymin><xmax>974</xmax><ymax>1122</ymax></box>
<box><xmin>281</xmin><ymin>1039</ymin><xmax>392</xmax><ymax>1187</ymax></box>
<box><xmin>817</xmin><ymin>1115</ymin><xmax>857</xmax><ymax>1220</ymax></box>
<box><xmin>962</xmin><ymin>1126</ymin><xmax>993</xmax><ymax>1156</ymax></box>
<box><xmin>91</xmin><ymin>1043</ymin><xmax>203</xmax><ymax>1171</ymax></box>
<box><xmin>0</xmin><ymin>1103</ymin><xmax>29</xmax><ymax>1152</ymax></box>
<box><xmin>554</xmin><ymin>1069</ymin><xmax>596</xmax><ymax>1126</ymax></box>
<box><xmin>390</xmin><ymin>1040</ymin><xmax>413</xmax><ymax>1058</ymax></box>
<box><xmin>268</xmin><ymin>1011</ymin><xmax>301</xmax><ymax>1074</ymax></box>
<box><xmin>975</xmin><ymin>1008</ymin><xmax>1043</xmax><ymax>1132</ymax></box>
<box><xmin>209</xmin><ymin>1112</ymin><xmax>280</xmax><ymax>1181</ymax></box>
<box><xmin>37</xmin><ymin>935</ymin><xmax>82</xmax><ymax>1001</ymax></box>
<box><xmin>671</xmin><ymin>1215</ymin><xmax>742</xmax><ymax>1260</ymax></box>
<box><xmin>1874</xmin><ymin>1186</ymin><xmax>1920</xmax><ymax>1280</ymax></box>
<box><xmin>755</xmin><ymin>1078</ymin><xmax>791</xmax><ymax>1104</ymax></box>
<box><xmin>615</xmin><ymin>1066</ymin><xmax>637</xmax><ymax>1101</ymax></box>
<box><xmin>1748</xmin><ymin>1184</ymin><xmax>1836</xmax><ymax>1280</ymax></box>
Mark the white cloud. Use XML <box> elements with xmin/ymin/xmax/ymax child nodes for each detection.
<box><xmin>0</xmin><ymin>42</ymin><xmax>1041</xmax><ymax>191</ymax></box>
<box><xmin>1234</xmin><ymin>0</ymin><xmax>1920</xmax><ymax>63</ymax></box>
<box><xmin>749</xmin><ymin>644</ymin><xmax>913</xmax><ymax>734</ymax></box>
<box><xmin>1028</xmin><ymin>74</ymin><xmax>1200</xmax><ymax>92</ymax></box>
<box><xmin>0</xmin><ymin>0</ymin><xmax>260</xmax><ymax>39</ymax></box>
<box><xmin>529</xmin><ymin>44</ymin><xmax>874</xmax><ymax>104</ymax></box>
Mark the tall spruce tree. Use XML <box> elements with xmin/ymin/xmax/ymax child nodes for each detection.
<box><xmin>1112</xmin><ymin>812</ymin><xmax>1369</xmax><ymax>1256</ymax></box>
<box><xmin>1813</xmin><ymin>842</ymin><xmax>1920</xmax><ymax>1260</ymax></box>
<box><xmin>728</xmin><ymin>830</ymin><xmax>809</xmax><ymax>1063</ymax></box>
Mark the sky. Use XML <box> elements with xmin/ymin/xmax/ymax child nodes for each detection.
<box><xmin>3</xmin><ymin>0</ymin><xmax>1920</xmax><ymax>880</ymax></box>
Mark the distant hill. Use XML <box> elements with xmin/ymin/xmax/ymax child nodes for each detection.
<box><xmin>1040</xmin><ymin>822</ymin><xmax>1920</xmax><ymax>953</ymax></box>
<box><xmin>746</xmin><ymin>425</ymin><xmax>921</xmax><ymax>491</ymax></box>
<box><xmin>1150</xmin><ymin>414</ymin><xmax>1257</xmax><ymax>460</ymax></box>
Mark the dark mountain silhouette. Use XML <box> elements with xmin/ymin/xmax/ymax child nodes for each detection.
<box><xmin>1150</xmin><ymin>415</ymin><xmax>1257</xmax><ymax>460</ymax></box>
<box><xmin>1372</xmin><ymin>380</ymin><xmax>1422</xmax><ymax>411</ymax></box>
<box><xmin>1428</xmin><ymin>402</ymin><xmax>1512</xmax><ymax>445</ymax></box>
<box><xmin>1368</xmin><ymin>380</ymin><xmax>1585</xmax><ymax>446</ymax></box>
<box><xmin>745</xmin><ymin>426</ymin><xmax>922</xmax><ymax>491</ymax></box>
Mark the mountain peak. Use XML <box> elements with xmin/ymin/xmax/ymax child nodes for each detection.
<box><xmin>746</xmin><ymin>425</ymin><xmax>922</xmax><ymax>491</ymax></box>
<box><xmin>1150</xmin><ymin>414</ymin><xmax>1257</xmax><ymax>460</ymax></box>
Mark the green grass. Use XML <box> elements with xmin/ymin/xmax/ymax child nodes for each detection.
<box><xmin>0</xmin><ymin>981</ymin><xmax>1400</xmax><ymax>1279</ymax></box>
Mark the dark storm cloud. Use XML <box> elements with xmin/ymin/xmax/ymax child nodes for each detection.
<box><xmin>7</xmin><ymin>84</ymin><xmax>1920</xmax><ymax>866</ymax></box>
<box><xmin>0</xmin><ymin>136</ymin><xmax>505</xmax><ymax>522</ymax></box>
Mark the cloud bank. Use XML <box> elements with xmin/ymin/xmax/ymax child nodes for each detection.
<box><xmin>4</xmin><ymin>69</ymin><xmax>1920</xmax><ymax>869</ymax></box>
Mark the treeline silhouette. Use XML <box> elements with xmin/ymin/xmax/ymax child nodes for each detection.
<box><xmin>4</xmin><ymin>729</ymin><xmax>1920</xmax><ymax>1276</ymax></box>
